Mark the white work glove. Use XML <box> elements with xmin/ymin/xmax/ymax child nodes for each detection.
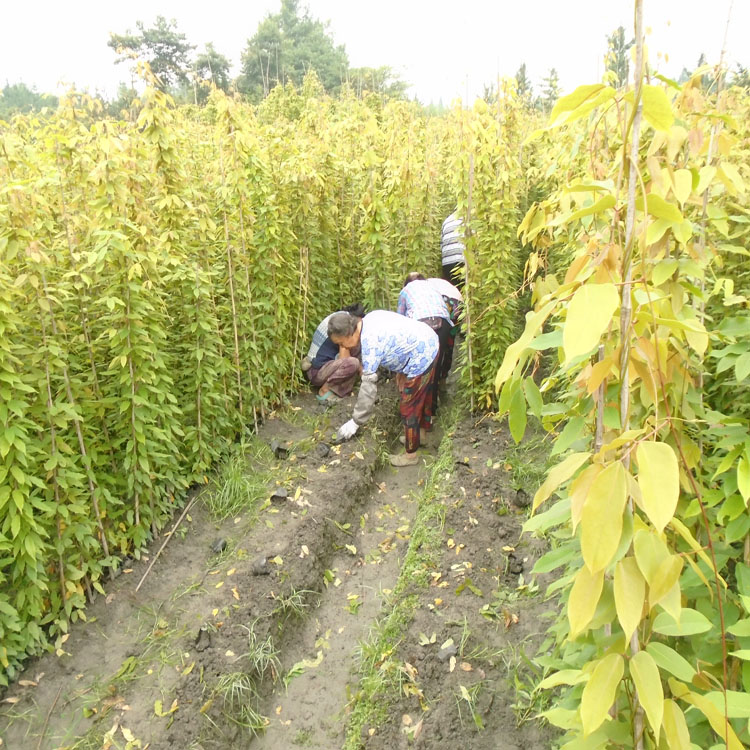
<box><xmin>337</xmin><ymin>419</ymin><xmax>359</xmax><ymax>441</ymax></box>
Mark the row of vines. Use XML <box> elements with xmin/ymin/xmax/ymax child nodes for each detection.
<box><xmin>0</xmin><ymin>70</ymin><xmax>525</xmax><ymax>683</ymax></box>
<box><xmin>497</xmin><ymin>4</ymin><xmax>750</xmax><ymax>747</ymax></box>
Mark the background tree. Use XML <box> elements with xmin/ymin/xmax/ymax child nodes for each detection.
<box><xmin>0</xmin><ymin>82</ymin><xmax>58</xmax><ymax>119</ymax></box>
<box><xmin>108</xmin><ymin>16</ymin><xmax>195</xmax><ymax>91</ymax></box>
<box><xmin>539</xmin><ymin>68</ymin><xmax>560</xmax><ymax>114</ymax></box>
<box><xmin>194</xmin><ymin>43</ymin><xmax>232</xmax><ymax>103</ymax></box>
<box><xmin>346</xmin><ymin>66</ymin><xmax>407</xmax><ymax>99</ymax></box>
<box><xmin>605</xmin><ymin>25</ymin><xmax>633</xmax><ymax>88</ymax></box>
<box><xmin>515</xmin><ymin>63</ymin><xmax>532</xmax><ymax>99</ymax></box>
<box><xmin>732</xmin><ymin>64</ymin><xmax>750</xmax><ymax>89</ymax></box>
<box><xmin>238</xmin><ymin>0</ymin><xmax>349</xmax><ymax>99</ymax></box>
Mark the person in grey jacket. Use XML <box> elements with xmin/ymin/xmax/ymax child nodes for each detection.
<box><xmin>440</xmin><ymin>210</ymin><xmax>466</xmax><ymax>289</ymax></box>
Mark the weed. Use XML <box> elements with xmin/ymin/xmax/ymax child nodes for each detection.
<box><xmin>293</xmin><ymin>727</ymin><xmax>314</xmax><ymax>745</ymax></box>
<box><xmin>272</xmin><ymin>589</ymin><xmax>318</xmax><ymax>623</ymax></box>
<box><xmin>210</xmin><ymin>672</ymin><xmax>268</xmax><ymax>735</ymax></box>
<box><xmin>455</xmin><ymin>681</ymin><xmax>487</xmax><ymax>730</ymax></box>
<box><xmin>241</xmin><ymin>623</ymin><xmax>281</xmax><ymax>681</ymax></box>
<box><xmin>501</xmin><ymin>433</ymin><xmax>551</xmax><ymax>494</ymax></box>
<box><xmin>204</xmin><ymin>438</ymin><xmax>272</xmax><ymax>521</ymax></box>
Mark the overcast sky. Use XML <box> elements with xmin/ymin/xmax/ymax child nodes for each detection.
<box><xmin>2</xmin><ymin>0</ymin><xmax>746</xmax><ymax>104</ymax></box>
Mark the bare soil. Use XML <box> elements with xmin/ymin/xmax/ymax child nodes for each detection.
<box><xmin>0</xmin><ymin>383</ymin><xmax>556</xmax><ymax>750</ymax></box>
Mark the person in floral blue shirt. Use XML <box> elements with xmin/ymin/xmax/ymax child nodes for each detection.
<box><xmin>328</xmin><ymin>310</ymin><xmax>438</xmax><ymax>466</ymax></box>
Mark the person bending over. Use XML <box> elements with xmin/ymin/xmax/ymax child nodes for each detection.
<box><xmin>397</xmin><ymin>277</ymin><xmax>452</xmax><ymax>404</ymax></box>
<box><xmin>328</xmin><ymin>310</ymin><xmax>438</xmax><ymax>467</ymax></box>
<box><xmin>302</xmin><ymin>303</ymin><xmax>365</xmax><ymax>402</ymax></box>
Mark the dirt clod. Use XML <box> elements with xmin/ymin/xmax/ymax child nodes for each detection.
<box><xmin>210</xmin><ymin>538</ymin><xmax>227</xmax><ymax>554</ymax></box>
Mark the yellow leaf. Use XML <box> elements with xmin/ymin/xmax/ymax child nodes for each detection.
<box><xmin>532</xmin><ymin>452</ymin><xmax>590</xmax><ymax>512</ymax></box>
<box><xmin>580</xmin><ymin>461</ymin><xmax>627</xmax><ymax>573</ymax></box>
<box><xmin>630</xmin><ymin>651</ymin><xmax>663</xmax><ymax>738</ymax></box>
<box><xmin>636</xmin><ymin>442</ymin><xmax>679</xmax><ymax>533</ymax></box>
<box><xmin>672</xmin><ymin>169</ymin><xmax>692</xmax><ymax>206</ymax></box>
<box><xmin>678</xmin><ymin>690</ymin><xmax>744</xmax><ymax>750</ymax></box>
<box><xmin>232</xmin><ymin>587</ymin><xmax>240</xmax><ymax>601</ymax></box>
<box><xmin>633</xmin><ymin>528</ymin><xmax>669</xmax><ymax>586</ymax></box>
<box><xmin>215</xmin><ymin>581</ymin><xmax>223</xmax><ymax>589</ymax></box>
<box><xmin>614</xmin><ymin>557</ymin><xmax>645</xmax><ymax>641</ymax></box>
<box><xmin>121</xmin><ymin>727</ymin><xmax>136</xmax><ymax>742</ymax></box>
<box><xmin>662</xmin><ymin>699</ymin><xmax>691</xmax><ymax>750</ymax></box>
<box><xmin>570</xmin><ymin>464</ymin><xmax>603</xmax><ymax>533</ymax></box>
<box><xmin>563</xmin><ymin>283</ymin><xmax>619</xmax><ymax>364</ymax></box>
<box><xmin>641</xmin><ymin>85</ymin><xmax>674</xmax><ymax>132</ymax></box>
<box><xmin>580</xmin><ymin>653</ymin><xmax>624</xmax><ymax>736</ymax></box>
<box><xmin>568</xmin><ymin>566</ymin><xmax>604</xmax><ymax>638</ymax></box>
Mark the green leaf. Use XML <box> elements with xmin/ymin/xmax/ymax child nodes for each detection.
<box><xmin>653</xmin><ymin>608</ymin><xmax>712</xmax><ymax>636</ymax></box>
<box><xmin>641</xmin><ymin>85</ymin><xmax>674</xmax><ymax>131</ymax></box>
<box><xmin>563</xmin><ymin>283</ymin><xmax>619</xmax><ymax>364</ymax></box>
<box><xmin>495</xmin><ymin>301</ymin><xmax>557</xmax><ymax>390</ymax></box>
<box><xmin>646</xmin><ymin>643</ymin><xmax>696</xmax><ymax>682</ymax></box>
<box><xmin>551</xmin><ymin>416</ymin><xmax>586</xmax><ymax>456</ymax></box>
<box><xmin>508</xmin><ymin>387</ymin><xmax>527</xmax><ymax>443</ymax></box>
<box><xmin>630</xmin><ymin>651</ymin><xmax>663</xmax><ymax>737</ymax></box>
<box><xmin>523</xmin><ymin>377</ymin><xmax>543</xmax><ymax>418</ymax></box>
<box><xmin>581</xmin><ymin>461</ymin><xmax>627</xmax><ymax>573</ymax></box>
<box><xmin>727</xmin><ymin>619</ymin><xmax>750</xmax><ymax>637</ymax></box>
<box><xmin>552</xmin><ymin>195</ymin><xmax>616</xmax><ymax>226</ymax></box>
<box><xmin>636</xmin><ymin>441</ymin><xmax>679</xmax><ymax>533</ymax></box>
<box><xmin>735</xmin><ymin>353</ymin><xmax>750</xmax><ymax>382</ymax></box>
<box><xmin>580</xmin><ymin>653</ymin><xmax>624</xmax><ymax>736</ymax></box>
<box><xmin>636</xmin><ymin>193</ymin><xmax>683</xmax><ymax>223</ymax></box>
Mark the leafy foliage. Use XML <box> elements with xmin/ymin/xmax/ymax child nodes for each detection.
<box><xmin>498</xmin><ymin>26</ymin><xmax>750</xmax><ymax>749</ymax></box>
<box><xmin>0</xmin><ymin>70</ymin><xmax>524</xmax><ymax>684</ymax></box>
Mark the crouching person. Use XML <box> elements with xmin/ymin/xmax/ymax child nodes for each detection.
<box><xmin>302</xmin><ymin>304</ymin><xmax>365</xmax><ymax>402</ymax></box>
<box><xmin>328</xmin><ymin>310</ymin><xmax>438</xmax><ymax>467</ymax></box>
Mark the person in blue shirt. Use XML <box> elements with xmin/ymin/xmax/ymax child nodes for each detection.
<box><xmin>328</xmin><ymin>310</ymin><xmax>438</xmax><ymax>467</ymax></box>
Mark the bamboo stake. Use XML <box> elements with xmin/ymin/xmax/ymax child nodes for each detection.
<box><xmin>465</xmin><ymin>153</ymin><xmax>476</xmax><ymax>412</ymax></box>
<box><xmin>135</xmin><ymin>495</ymin><xmax>199</xmax><ymax>593</ymax></box>
<box><xmin>620</xmin><ymin>3</ymin><xmax>644</xmax><ymax>747</ymax></box>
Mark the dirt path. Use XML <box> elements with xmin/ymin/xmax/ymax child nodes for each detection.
<box><xmin>252</xmin><ymin>462</ymin><xmax>421</xmax><ymax>750</ymax></box>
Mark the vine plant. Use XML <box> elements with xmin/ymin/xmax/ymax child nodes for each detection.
<box><xmin>497</xmin><ymin>5</ymin><xmax>750</xmax><ymax>748</ymax></box>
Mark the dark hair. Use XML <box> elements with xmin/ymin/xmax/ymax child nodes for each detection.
<box><xmin>403</xmin><ymin>272</ymin><xmax>425</xmax><ymax>288</ymax></box>
<box><xmin>328</xmin><ymin>312</ymin><xmax>359</xmax><ymax>340</ymax></box>
<box><xmin>342</xmin><ymin>302</ymin><xmax>365</xmax><ymax>318</ymax></box>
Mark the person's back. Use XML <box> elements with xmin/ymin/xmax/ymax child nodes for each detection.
<box><xmin>441</xmin><ymin>212</ymin><xmax>465</xmax><ymax>265</ymax></box>
<box><xmin>396</xmin><ymin>280</ymin><xmax>451</xmax><ymax>322</ymax></box>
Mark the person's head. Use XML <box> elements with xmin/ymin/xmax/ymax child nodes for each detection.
<box><xmin>403</xmin><ymin>272</ymin><xmax>425</xmax><ymax>288</ymax></box>
<box><xmin>342</xmin><ymin>302</ymin><xmax>366</xmax><ymax>318</ymax></box>
<box><xmin>328</xmin><ymin>312</ymin><xmax>362</xmax><ymax>349</ymax></box>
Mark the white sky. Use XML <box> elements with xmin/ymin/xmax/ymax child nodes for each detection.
<box><xmin>2</xmin><ymin>0</ymin><xmax>746</xmax><ymax>103</ymax></box>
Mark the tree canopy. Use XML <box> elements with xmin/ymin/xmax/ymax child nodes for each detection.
<box><xmin>0</xmin><ymin>82</ymin><xmax>58</xmax><ymax>119</ymax></box>
<box><xmin>605</xmin><ymin>26</ymin><xmax>633</xmax><ymax>88</ymax></box>
<box><xmin>108</xmin><ymin>16</ymin><xmax>195</xmax><ymax>91</ymax></box>
<box><xmin>238</xmin><ymin>0</ymin><xmax>349</xmax><ymax>99</ymax></box>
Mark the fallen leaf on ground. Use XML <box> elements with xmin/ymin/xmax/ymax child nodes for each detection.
<box><xmin>402</xmin><ymin>714</ymin><xmax>412</xmax><ymax>726</ymax></box>
<box><xmin>18</xmin><ymin>680</ymin><xmax>37</xmax><ymax>687</ymax></box>
<box><xmin>460</xmin><ymin>662</ymin><xmax>473</xmax><ymax>671</ymax></box>
<box><xmin>232</xmin><ymin>587</ymin><xmax>240</xmax><ymax>601</ymax></box>
<box><xmin>449</xmin><ymin>656</ymin><xmax>456</xmax><ymax>672</ymax></box>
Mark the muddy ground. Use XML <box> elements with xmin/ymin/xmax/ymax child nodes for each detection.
<box><xmin>0</xmin><ymin>381</ymin><xmax>557</xmax><ymax>750</ymax></box>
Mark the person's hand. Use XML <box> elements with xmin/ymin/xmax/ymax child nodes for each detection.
<box><xmin>337</xmin><ymin>419</ymin><xmax>359</xmax><ymax>441</ymax></box>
